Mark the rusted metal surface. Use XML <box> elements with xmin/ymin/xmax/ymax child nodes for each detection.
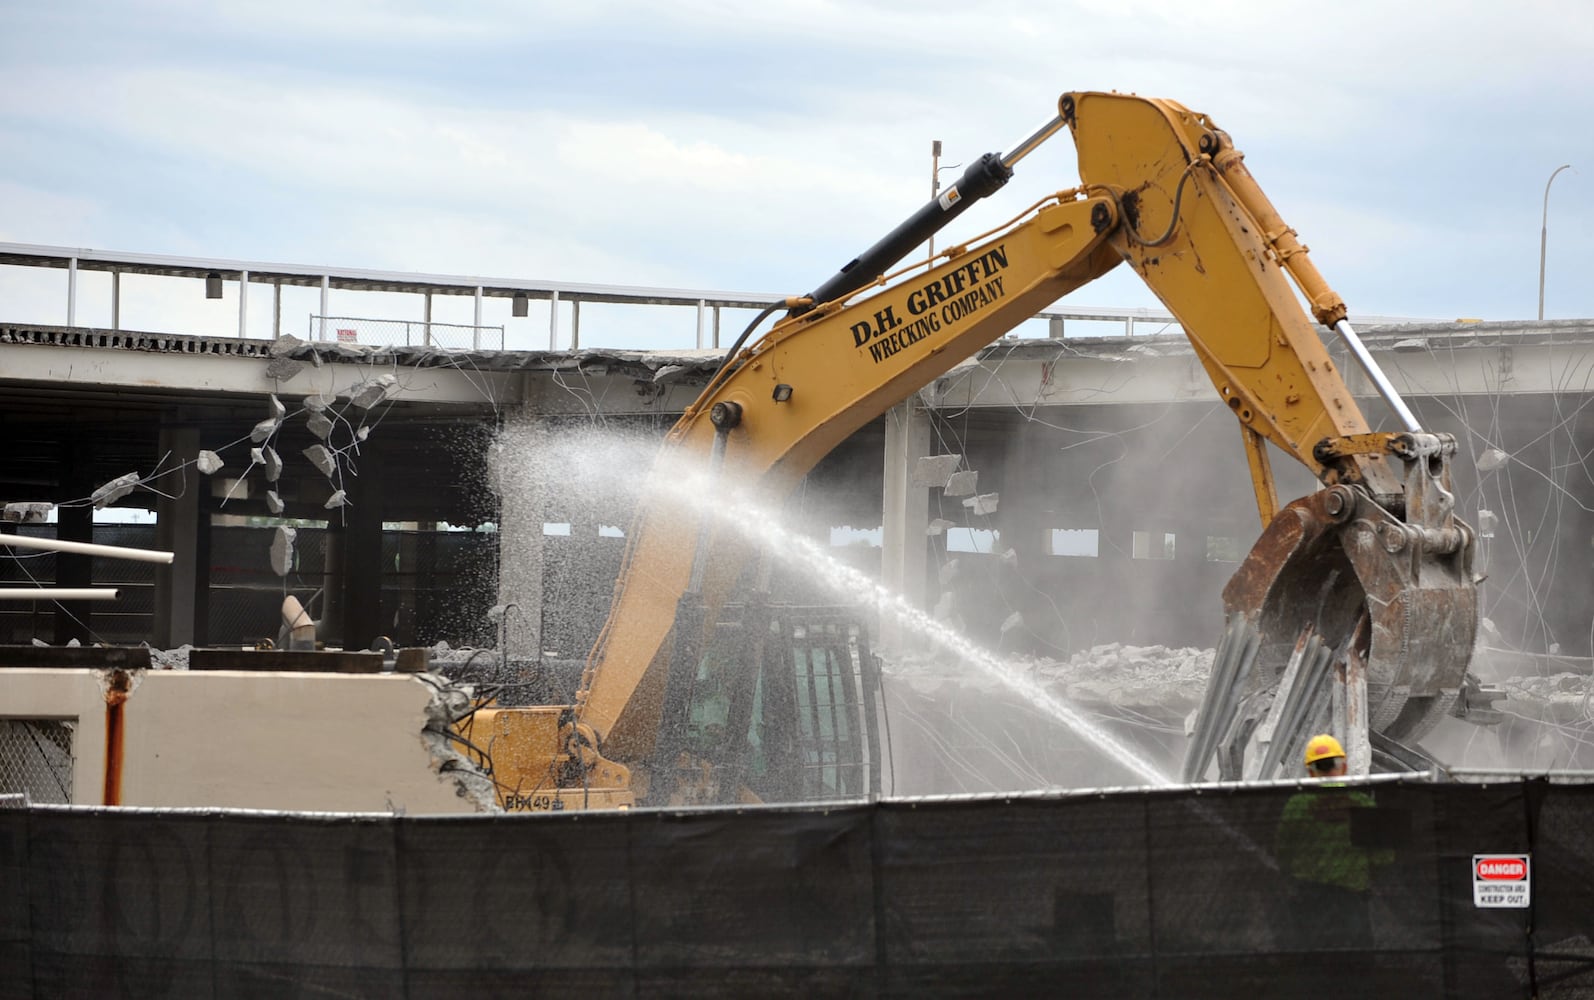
<box><xmin>101</xmin><ymin>668</ymin><xmax>132</xmax><ymax>806</ymax></box>
<box><xmin>1218</xmin><ymin>475</ymin><xmax>1476</xmax><ymax>748</ymax></box>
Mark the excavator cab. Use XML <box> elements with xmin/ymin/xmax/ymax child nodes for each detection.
<box><xmin>653</xmin><ymin>603</ymin><xmax>883</xmax><ymax>806</ymax></box>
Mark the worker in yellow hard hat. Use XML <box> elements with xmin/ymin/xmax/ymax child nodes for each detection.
<box><xmin>1274</xmin><ymin>733</ymin><xmax>1393</xmax><ymax>952</ymax></box>
<box><xmin>1303</xmin><ymin>733</ymin><xmax>1348</xmax><ymax>779</ymax></box>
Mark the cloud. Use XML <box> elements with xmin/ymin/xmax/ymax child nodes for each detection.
<box><xmin>2</xmin><ymin>0</ymin><xmax>1592</xmax><ymax>327</ymax></box>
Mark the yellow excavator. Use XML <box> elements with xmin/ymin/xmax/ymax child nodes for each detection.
<box><xmin>457</xmin><ymin>90</ymin><xmax>1479</xmax><ymax>807</ymax></box>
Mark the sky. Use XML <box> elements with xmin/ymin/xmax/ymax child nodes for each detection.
<box><xmin>2</xmin><ymin>0</ymin><xmax>1593</xmax><ymax>349</ymax></box>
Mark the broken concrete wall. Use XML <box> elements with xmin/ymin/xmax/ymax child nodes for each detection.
<box><xmin>2</xmin><ymin>669</ymin><xmax>492</xmax><ymax>813</ymax></box>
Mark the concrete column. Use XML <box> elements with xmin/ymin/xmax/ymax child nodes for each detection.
<box><xmin>414</xmin><ymin>523</ymin><xmax>439</xmax><ymax>645</ymax></box>
<box><xmin>490</xmin><ymin>411</ymin><xmax>546</xmax><ymax>658</ymax></box>
<box><xmin>152</xmin><ymin>424</ymin><xmax>202</xmax><ymax>648</ymax></box>
<box><xmin>394</xmin><ymin>525</ymin><xmax>422</xmax><ymax>646</ymax></box>
<box><xmin>879</xmin><ymin>397</ymin><xmax>931</xmax><ymax>653</ymax></box>
<box><xmin>321</xmin><ymin>521</ymin><xmax>344</xmax><ymax>646</ymax></box>
<box><xmin>54</xmin><ymin>439</ymin><xmax>93</xmax><ymax>644</ymax></box>
<box><xmin>340</xmin><ymin>457</ymin><xmax>385</xmax><ymax>651</ymax></box>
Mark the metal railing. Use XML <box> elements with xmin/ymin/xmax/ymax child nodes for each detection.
<box><xmin>0</xmin><ymin>242</ymin><xmax>1438</xmax><ymax>352</ymax></box>
<box><xmin>308</xmin><ymin>315</ymin><xmax>504</xmax><ymax>351</ymax></box>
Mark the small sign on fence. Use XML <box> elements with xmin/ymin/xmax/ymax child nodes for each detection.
<box><xmin>1472</xmin><ymin>853</ymin><xmax>1531</xmax><ymax>908</ymax></box>
<box><xmin>337</xmin><ymin>328</ymin><xmax>358</xmax><ymax>343</ymax></box>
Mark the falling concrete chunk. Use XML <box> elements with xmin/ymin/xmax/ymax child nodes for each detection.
<box><xmin>355</xmin><ymin>426</ymin><xmax>370</xmax><ymax>442</ymax></box>
<box><xmin>912</xmin><ymin>454</ymin><xmax>962</xmax><ymax>488</ymax></box>
<box><xmin>944</xmin><ymin>470</ymin><xmax>978</xmax><ymax>497</ymax></box>
<box><xmin>268</xmin><ymin>394</ymin><xmax>286</xmax><ymax>420</ymax></box>
<box><xmin>2</xmin><ymin>502</ymin><xmax>52</xmax><ymax>523</ymax></box>
<box><xmin>651</xmin><ymin>364</ymin><xmax>687</xmax><ymax>385</ymax></box>
<box><xmin>304</xmin><ymin>444</ymin><xmax>336</xmax><ymax>478</ymax></box>
<box><xmin>926</xmin><ymin>518</ymin><xmax>955</xmax><ymax>536</ymax></box>
<box><xmin>263</xmin><ymin>446</ymin><xmax>282</xmax><ymax>483</ymax></box>
<box><xmin>264</xmin><ymin>357</ymin><xmax>304</xmax><ymax>383</ymax></box>
<box><xmin>347</xmin><ymin>373</ymin><xmax>398</xmax><ymax>409</ymax></box>
<box><xmin>251</xmin><ymin>417</ymin><xmax>281</xmax><ymax>443</ymax></box>
<box><xmin>270</xmin><ymin>526</ymin><xmax>296</xmax><ymax>577</ymax></box>
<box><xmin>266</xmin><ymin>490</ymin><xmax>284</xmax><ymax>514</ymax></box>
<box><xmin>303</xmin><ymin>393</ymin><xmax>330</xmax><ymax>412</ymax></box>
<box><xmin>196</xmin><ymin>450</ymin><xmax>224</xmax><ymax>475</ymax></box>
<box><xmin>1000</xmin><ymin>611</ymin><xmax>1024</xmax><ymax>634</ymax></box>
<box><xmin>307</xmin><ymin>412</ymin><xmax>334</xmax><ymax>440</ymax></box>
<box><xmin>938</xmin><ymin>558</ymin><xmax>959</xmax><ymax>586</ymax></box>
<box><xmin>269</xmin><ymin>333</ymin><xmax>305</xmax><ymax>357</ymax></box>
<box><xmin>90</xmin><ymin>472</ymin><xmax>140</xmax><ymax>508</ymax></box>
<box><xmin>962</xmin><ymin>492</ymin><xmax>999</xmax><ymax>516</ymax></box>
<box><xmin>1477</xmin><ymin>448</ymin><xmax>1510</xmax><ymax>472</ymax></box>
<box><xmin>324</xmin><ymin>490</ymin><xmax>348</xmax><ymax>510</ymax></box>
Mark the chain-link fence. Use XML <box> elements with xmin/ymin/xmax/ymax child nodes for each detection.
<box><xmin>0</xmin><ymin>720</ymin><xmax>74</xmax><ymax>805</ymax></box>
<box><xmin>307</xmin><ymin>315</ymin><xmax>504</xmax><ymax>350</ymax></box>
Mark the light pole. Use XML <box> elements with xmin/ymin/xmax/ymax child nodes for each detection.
<box><xmin>1539</xmin><ymin>163</ymin><xmax>1572</xmax><ymax>320</ymax></box>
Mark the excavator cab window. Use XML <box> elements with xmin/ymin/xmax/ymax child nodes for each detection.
<box><xmin>678</xmin><ymin>607</ymin><xmax>882</xmax><ymax>804</ymax></box>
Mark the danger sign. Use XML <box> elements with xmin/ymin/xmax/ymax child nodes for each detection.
<box><xmin>1472</xmin><ymin>854</ymin><xmax>1530</xmax><ymax>908</ymax></box>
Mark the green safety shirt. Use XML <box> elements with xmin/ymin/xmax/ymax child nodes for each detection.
<box><xmin>1275</xmin><ymin>784</ymin><xmax>1396</xmax><ymax>893</ymax></box>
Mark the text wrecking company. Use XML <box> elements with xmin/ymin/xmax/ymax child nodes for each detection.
<box><xmin>849</xmin><ymin>245</ymin><xmax>1011</xmax><ymax>364</ymax></box>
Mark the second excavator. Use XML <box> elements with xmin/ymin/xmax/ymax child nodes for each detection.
<box><xmin>460</xmin><ymin>90</ymin><xmax>1480</xmax><ymax>807</ymax></box>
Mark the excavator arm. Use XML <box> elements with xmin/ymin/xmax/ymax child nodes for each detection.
<box><xmin>476</xmin><ymin>90</ymin><xmax>1476</xmax><ymax>806</ymax></box>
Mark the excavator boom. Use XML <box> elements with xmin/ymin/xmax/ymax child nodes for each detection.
<box><xmin>472</xmin><ymin>90</ymin><xmax>1477</xmax><ymax>806</ymax></box>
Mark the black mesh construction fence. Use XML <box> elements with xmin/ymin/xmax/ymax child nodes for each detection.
<box><xmin>3</xmin><ymin>778</ymin><xmax>1593</xmax><ymax>997</ymax></box>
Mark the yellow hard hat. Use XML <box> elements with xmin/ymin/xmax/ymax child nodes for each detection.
<box><xmin>1304</xmin><ymin>733</ymin><xmax>1346</xmax><ymax>765</ymax></box>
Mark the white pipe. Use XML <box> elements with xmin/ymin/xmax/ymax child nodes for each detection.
<box><xmin>0</xmin><ymin>588</ymin><xmax>119</xmax><ymax>601</ymax></box>
<box><xmin>0</xmin><ymin>533</ymin><xmax>175</xmax><ymax>564</ymax></box>
<box><xmin>1332</xmin><ymin>319</ymin><xmax>1422</xmax><ymax>432</ymax></box>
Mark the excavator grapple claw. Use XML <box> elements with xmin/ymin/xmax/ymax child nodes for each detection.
<box><xmin>1186</xmin><ymin>435</ymin><xmax>1478</xmax><ymax>781</ymax></box>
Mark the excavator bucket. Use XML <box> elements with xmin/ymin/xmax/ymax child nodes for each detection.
<box><xmin>1184</xmin><ymin>433</ymin><xmax>1479</xmax><ymax>781</ymax></box>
